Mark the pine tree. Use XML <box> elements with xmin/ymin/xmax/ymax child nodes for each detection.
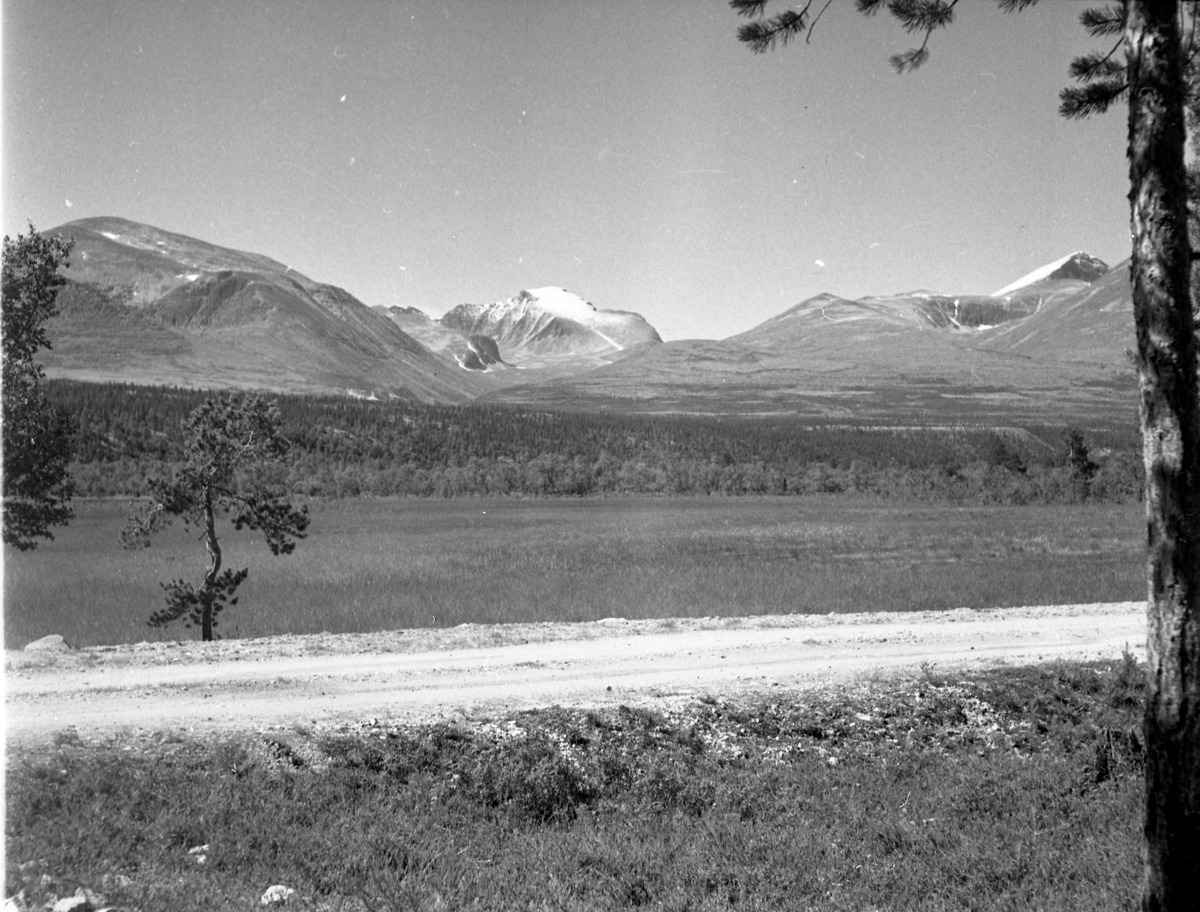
<box><xmin>731</xmin><ymin>2</ymin><xmax>1200</xmax><ymax>907</ymax></box>
<box><xmin>122</xmin><ymin>392</ymin><xmax>309</xmax><ymax>642</ymax></box>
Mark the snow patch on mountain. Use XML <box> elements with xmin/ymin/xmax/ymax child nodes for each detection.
<box><xmin>440</xmin><ymin>287</ymin><xmax>661</xmax><ymax>365</ymax></box>
<box><xmin>992</xmin><ymin>253</ymin><xmax>1083</xmax><ymax>296</ymax></box>
<box><xmin>521</xmin><ymin>286</ymin><xmax>598</xmax><ymax>321</ymax></box>
<box><xmin>992</xmin><ymin>252</ymin><xmax>1107</xmax><ymax>296</ymax></box>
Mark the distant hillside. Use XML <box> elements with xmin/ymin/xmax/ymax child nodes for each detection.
<box><xmin>43</xmin><ymin>218</ymin><xmax>485</xmax><ymax>402</ymax></box>
<box><xmin>483</xmin><ymin>254</ymin><xmax>1137</xmax><ymax>425</ymax></box>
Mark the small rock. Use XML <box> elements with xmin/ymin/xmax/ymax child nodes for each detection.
<box><xmin>187</xmin><ymin>844</ymin><xmax>209</xmax><ymax>865</ymax></box>
<box><xmin>51</xmin><ymin>888</ymin><xmax>94</xmax><ymax>912</ymax></box>
<box><xmin>24</xmin><ymin>635</ymin><xmax>70</xmax><ymax>652</ymax></box>
<box><xmin>260</xmin><ymin>885</ymin><xmax>296</xmax><ymax>906</ymax></box>
<box><xmin>5</xmin><ymin>891</ymin><xmax>27</xmax><ymax>912</ymax></box>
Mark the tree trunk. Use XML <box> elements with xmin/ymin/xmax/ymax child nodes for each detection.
<box><xmin>1126</xmin><ymin>3</ymin><xmax>1200</xmax><ymax>909</ymax></box>
<box><xmin>200</xmin><ymin>483</ymin><xmax>222</xmax><ymax>643</ymax></box>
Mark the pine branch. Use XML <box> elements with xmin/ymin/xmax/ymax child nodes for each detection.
<box><xmin>888</xmin><ymin>0</ymin><xmax>959</xmax><ymax>36</ymax></box>
<box><xmin>1069</xmin><ymin>44</ymin><xmax>1126</xmax><ymax>83</ymax></box>
<box><xmin>729</xmin><ymin>0</ymin><xmax>770</xmax><ymax>18</ymax></box>
<box><xmin>891</xmin><ymin>44</ymin><xmax>931</xmax><ymax>73</ymax></box>
<box><xmin>1080</xmin><ymin>3</ymin><xmax>1125</xmax><ymax>38</ymax></box>
<box><xmin>885</xmin><ymin>0</ymin><xmax>961</xmax><ymax>72</ymax></box>
<box><xmin>1059</xmin><ymin>78</ymin><xmax>1128</xmax><ymax>119</ymax></box>
<box><xmin>737</xmin><ymin>4</ymin><xmax>813</xmax><ymax>53</ymax></box>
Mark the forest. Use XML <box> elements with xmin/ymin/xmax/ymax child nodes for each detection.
<box><xmin>47</xmin><ymin>379</ymin><xmax>1143</xmax><ymax>504</ymax></box>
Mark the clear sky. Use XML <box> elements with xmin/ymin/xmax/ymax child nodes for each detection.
<box><xmin>3</xmin><ymin>1</ymin><xmax>1130</xmax><ymax>341</ymax></box>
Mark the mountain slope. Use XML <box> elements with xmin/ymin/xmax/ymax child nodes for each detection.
<box><xmin>978</xmin><ymin>260</ymin><xmax>1133</xmax><ymax>366</ymax></box>
<box><xmin>42</xmin><ymin>218</ymin><xmax>485</xmax><ymax>402</ymax></box>
<box><xmin>375</xmin><ymin>305</ymin><xmax>512</xmax><ymax>373</ymax></box>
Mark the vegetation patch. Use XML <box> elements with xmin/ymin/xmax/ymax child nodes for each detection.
<box><xmin>7</xmin><ymin>656</ymin><xmax>1145</xmax><ymax>910</ymax></box>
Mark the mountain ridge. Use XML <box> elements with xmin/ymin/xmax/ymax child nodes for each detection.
<box><xmin>37</xmin><ymin>219</ymin><xmax>1134</xmax><ymax>424</ymax></box>
<box><xmin>485</xmin><ymin>252</ymin><xmax>1134</xmax><ymax>424</ymax></box>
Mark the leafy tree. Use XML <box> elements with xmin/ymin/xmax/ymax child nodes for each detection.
<box><xmin>1</xmin><ymin>225</ymin><xmax>76</xmax><ymax>550</ymax></box>
<box><xmin>1064</xmin><ymin>426</ymin><xmax>1099</xmax><ymax>481</ymax></box>
<box><xmin>731</xmin><ymin>1</ymin><xmax>1200</xmax><ymax>907</ymax></box>
<box><xmin>122</xmin><ymin>392</ymin><xmax>309</xmax><ymax>641</ymax></box>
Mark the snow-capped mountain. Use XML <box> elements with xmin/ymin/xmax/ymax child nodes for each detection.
<box><xmin>490</xmin><ymin>252</ymin><xmax>1132</xmax><ymax>425</ymax></box>
<box><xmin>440</xmin><ymin>287</ymin><xmax>662</xmax><ymax>368</ymax></box>
<box><xmin>992</xmin><ymin>252</ymin><xmax>1109</xmax><ymax>297</ymax></box>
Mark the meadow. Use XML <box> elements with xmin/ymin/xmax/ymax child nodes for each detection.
<box><xmin>4</xmin><ymin>496</ymin><xmax>1144</xmax><ymax>648</ymax></box>
<box><xmin>5</xmin><ymin>657</ymin><xmax>1145</xmax><ymax>910</ymax></box>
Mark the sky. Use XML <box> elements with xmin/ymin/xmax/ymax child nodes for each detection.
<box><xmin>3</xmin><ymin>1</ymin><xmax>1131</xmax><ymax>341</ymax></box>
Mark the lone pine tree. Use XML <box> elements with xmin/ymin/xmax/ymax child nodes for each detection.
<box><xmin>122</xmin><ymin>392</ymin><xmax>309</xmax><ymax>642</ymax></box>
<box><xmin>731</xmin><ymin>1</ymin><xmax>1200</xmax><ymax>908</ymax></box>
<box><xmin>1</xmin><ymin>225</ymin><xmax>77</xmax><ymax>551</ymax></box>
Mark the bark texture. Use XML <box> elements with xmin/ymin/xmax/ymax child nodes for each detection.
<box><xmin>1126</xmin><ymin>3</ymin><xmax>1200</xmax><ymax>909</ymax></box>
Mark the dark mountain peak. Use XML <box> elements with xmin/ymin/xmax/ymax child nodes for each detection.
<box><xmin>1045</xmin><ymin>252</ymin><xmax>1109</xmax><ymax>283</ymax></box>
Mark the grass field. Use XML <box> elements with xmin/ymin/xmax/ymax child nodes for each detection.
<box><xmin>5</xmin><ymin>657</ymin><xmax>1145</xmax><ymax>910</ymax></box>
<box><xmin>3</xmin><ymin>496</ymin><xmax>1145</xmax><ymax>649</ymax></box>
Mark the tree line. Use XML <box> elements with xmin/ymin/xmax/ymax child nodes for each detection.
<box><xmin>47</xmin><ymin>378</ymin><xmax>1142</xmax><ymax>504</ymax></box>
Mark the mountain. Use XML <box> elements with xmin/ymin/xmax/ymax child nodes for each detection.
<box><xmin>39</xmin><ymin>224</ymin><xmax>1136</xmax><ymax>426</ymax></box>
<box><xmin>440</xmin><ymin>287</ymin><xmax>662</xmax><ymax>368</ymax></box>
<box><xmin>483</xmin><ymin>253</ymin><xmax>1137</xmax><ymax>425</ymax></box>
<box><xmin>42</xmin><ymin>217</ymin><xmax>486</xmax><ymax>402</ymax></box>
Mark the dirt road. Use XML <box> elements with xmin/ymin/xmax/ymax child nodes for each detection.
<box><xmin>5</xmin><ymin>602</ymin><xmax>1143</xmax><ymax>745</ymax></box>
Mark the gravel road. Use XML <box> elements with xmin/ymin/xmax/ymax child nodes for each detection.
<box><xmin>5</xmin><ymin>602</ymin><xmax>1143</xmax><ymax>745</ymax></box>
